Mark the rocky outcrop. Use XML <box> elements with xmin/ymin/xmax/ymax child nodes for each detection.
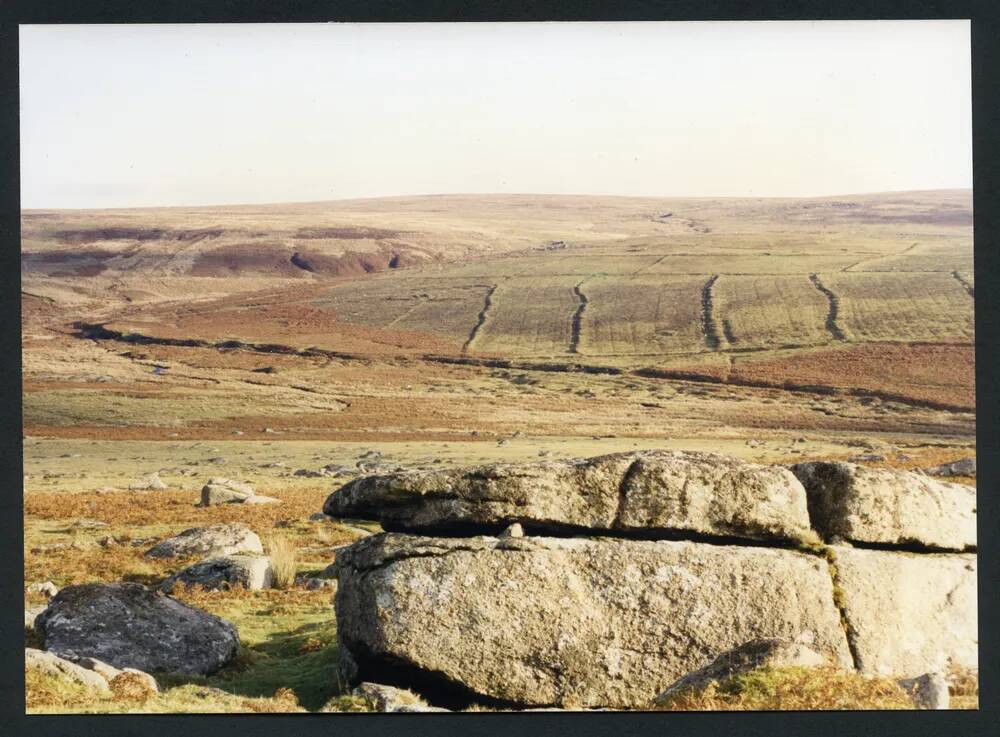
<box><xmin>325</xmin><ymin>451</ymin><xmax>978</xmax><ymax>710</ymax></box>
<box><xmin>145</xmin><ymin>524</ymin><xmax>263</xmax><ymax>559</ymax></box>
<box><xmin>325</xmin><ymin>451</ymin><xmax>818</xmax><ymax>544</ymax></box>
<box><xmin>653</xmin><ymin>638</ymin><xmax>828</xmax><ymax>704</ymax></box>
<box><xmin>828</xmin><ymin>546</ymin><xmax>977</xmax><ymax>677</ymax></box>
<box><xmin>334</xmin><ymin>533</ymin><xmax>851</xmax><ymax>709</ymax></box>
<box><xmin>35</xmin><ymin>582</ymin><xmax>240</xmax><ymax>675</ymax></box>
<box><xmin>791</xmin><ymin>462</ymin><xmax>976</xmax><ymax>550</ymax></box>
<box><xmin>160</xmin><ymin>555</ymin><xmax>274</xmax><ymax>594</ymax></box>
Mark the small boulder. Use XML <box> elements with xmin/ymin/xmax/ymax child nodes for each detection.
<box><xmin>160</xmin><ymin>555</ymin><xmax>274</xmax><ymax>594</ymax></box>
<box><xmin>499</xmin><ymin>523</ymin><xmax>525</xmax><ymax>538</ymax></box>
<box><xmin>200</xmin><ymin>478</ymin><xmax>254</xmax><ymax>506</ymax></box>
<box><xmin>922</xmin><ymin>458</ymin><xmax>976</xmax><ymax>478</ymax></box>
<box><xmin>27</xmin><ymin>581</ymin><xmax>59</xmax><ymax>598</ymax></box>
<box><xmin>35</xmin><ymin>582</ymin><xmax>240</xmax><ymax>675</ymax></box>
<box><xmin>24</xmin><ymin>606</ymin><xmax>47</xmax><ymax>630</ymax></box>
<box><xmin>352</xmin><ymin>682</ymin><xmax>445</xmax><ymax>712</ymax></box>
<box><xmin>145</xmin><ymin>523</ymin><xmax>263</xmax><ymax>559</ymax></box>
<box><xmin>129</xmin><ymin>472</ymin><xmax>168</xmax><ymax>491</ymax></box>
<box><xmin>25</xmin><ymin>648</ymin><xmax>110</xmax><ymax>694</ymax></box>
<box><xmin>654</xmin><ymin>638</ymin><xmax>829</xmax><ymax>704</ymax></box>
<box><xmin>898</xmin><ymin>672</ymin><xmax>950</xmax><ymax>709</ymax></box>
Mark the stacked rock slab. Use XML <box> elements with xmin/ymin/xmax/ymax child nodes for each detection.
<box><xmin>325</xmin><ymin>450</ymin><xmax>819</xmax><ymax>544</ymax></box>
<box><xmin>335</xmin><ymin>533</ymin><xmax>852</xmax><ymax>709</ymax></box>
<box><xmin>325</xmin><ymin>452</ymin><xmax>977</xmax><ymax>709</ymax></box>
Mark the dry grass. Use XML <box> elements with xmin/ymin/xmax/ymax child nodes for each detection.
<box><xmin>266</xmin><ymin>534</ymin><xmax>298</xmax><ymax>590</ymax></box>
<box><xmin>656</xmin><ymin>666</ymin><xmax>916</xmax><ymax>711</ymax></box>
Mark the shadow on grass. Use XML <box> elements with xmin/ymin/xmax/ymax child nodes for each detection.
<box><xmin>159</xmin><ymin>620</ymin><xmax>345</xmax><ymax>711</ymax></box>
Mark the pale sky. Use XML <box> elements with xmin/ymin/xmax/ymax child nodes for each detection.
<box><xmin>20</xmin><ymin>21</ymin><xmax>971</xmax><ymax>209</ymax></box>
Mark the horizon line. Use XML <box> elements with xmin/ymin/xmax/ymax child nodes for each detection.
<box><xmin>20</xmin><ymin>186</ymin><xmax>973</xmax><ymax>213</ymax></box>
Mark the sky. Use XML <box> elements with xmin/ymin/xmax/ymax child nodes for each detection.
<box><xmin>19</xmin><ymin>21</ymin><xmax>972</xmax><ymax>209</ymax></box>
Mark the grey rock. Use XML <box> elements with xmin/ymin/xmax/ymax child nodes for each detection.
<box><xmin>199</xmin><ymin>477</ymin><xmax>255</xmax><ymax>506</ymax></box>
<box><xmin>160</xmin><ymin>555</ymin><xmax>274</xmax><ymax>594</ymax></box>
<box><xmin>829</xmin><ymin>546</ymin><xmax>977</xmax><ymax>677</ymax></box>
<box><xmin>25</xmin><ymin>648</ymin><xmax>111</xmax><ymax>693</ymax></box>
<box><xmin>129</xmin><ymin>472</ymin><xmax>168</xmax><ymax>491</ymax></box>
<box><xmin>791</xmin><ymin>462</ymin><xmax>976</xmax><ymax>550</ymax></box>
<box><xmin>325</xmin><ymin>450</ymin><xmax>817</xmax><ymax>544</ymax></box>
<box><xmin>145</xmin><ymin>523</ymin><xmax>263</xmax><ymax>559</ymax></box>
<box><xmin>351</xmin><ymin>681</ymin><xmax>445</xmax><ymax>712</ymax></box>
<box><xmin>25</xmin><ymin>605</ymin><xmax>47</xmax><ymax>630</ymax></box>
<box><xmin>922</xmin><ymin>458</ymin><xmax>976</xmax><ymax>478</ymax></box>
<box><xmin>27</xmin><ymin>581</ymin><xmax>59</xmax><ymax>598</ymax></box>
<box><xmin>897</xmin><ymin>672</ymin><xmax>950</xmax><ymax>709</ymax></box>
<box><xmin>334</xmin><ymin>533</ymin><xmax>852</xmax><ymax>709</ymax></box>
<box><xmin>35</xmin><ymin>582</ymin><xmax>240</xmax><ymax>675</ymax></box>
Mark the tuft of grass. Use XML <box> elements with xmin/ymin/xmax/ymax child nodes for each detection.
<box><xmin>266</xmin><ymin>534</ymin><xmax>298</xmax><ymax>590</ymax></box>
<box><xmin>656</xmin><ymin>666</ymin><xmax>917</xmax><ymax>711</ymax></box>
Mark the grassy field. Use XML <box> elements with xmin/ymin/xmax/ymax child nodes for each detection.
<box><xmin>22</xmin><ymin>190</ymin><xmax>976</xmax><ymax>712</ymax></box>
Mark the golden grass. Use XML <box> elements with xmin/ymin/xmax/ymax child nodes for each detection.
<box><xmin>657</xmin><ymin>666</ymin><xmax>915</xmax><ymax>711</ymax></box>
<box><xmin>267</xmin><ymin>534</ymin><xmax>298</xmax><ymax>590</ymax></box>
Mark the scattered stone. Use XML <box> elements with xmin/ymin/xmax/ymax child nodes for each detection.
<box><xmin>897</xmin><ymin>672</ymin><xmax>950</xmax><ymax>709</ymax></box>
<box><xmin>325</xmin><ymin>451</ymin><xmax>818</xmax><ymax>545</ymax></box>
<box><xmin>35</xmin><ymin>582</ymin><xmax>240</xmax><ymax>675</ymax></box>
<box><xmin>25</xmin><ymin>648</ymin><xmax>110</xmax><ymax>694</ymax></box>
<box><xmin>791</xmin><ymin>462</ymin><xmax>976</xmax><ymax>550</ymax></box>
<box><xmin>25</xmin><ymin>606</ymin><xmax>46</xmax><ymax>630</ymax></box>
<box><xmin>499</xmin><ymin>522</ymin><xmax>524</xmax><ymax>538</ymax></box>
<box><xmin>828</xmin><ymin>546</ymin><xmax>977</xmax><ymax>677</ymax></box>
<box><xmin>309</xmin><ymin>512</ymin><xmax>331</xmax><ymax>521</ymax></box>
<box><xmin>351</xmin><ymin>682</ymin><xmax>446</xmax><ymax>712</ymax></box>
<box><xmin>160</xmin><ymin>555</ymin><xmax>274</xmax><ymax>594</ymax></box>
<box><xmin>653</xmin><ymin>638</ymin><xmax>830</xmax><ymax>704</ymax></box>
<box><xmin>922</xmin><ymin>458</ymin><xmax>976</xmax><ymax>478</ymax></box>
<box><xmin>145</xmin><ymin>523</ymin><xmax>263</xmax><ymax>559</ymax></box>
<box><xmin>95</xmin><ymin>487</ymin><xmax>116</xmax><ymax>494</ymax></box>
<box><xmin>847</xmin><ymin>453</ymin><xmax>886</xmax><ymax>462</ymax></box>
<box><xmin>334</xmin><ymin>533</ymin><xmax>852</xmax><ymax>709</ymax></box>
<box><xmin>243</xmin><ymin>494</ymin><xmax>281</xmax><ymax>505</ymax></box>
<box><xmin>75</xmin><ymin>656</ymin><xmax>123</xmax><ymax>682</ymax></box>
<box><xmin>129</xmin><ymin>472</ymin><xmax>168</xmax><ymax>491</ymax></box>
<box><xmin>73</xmin><ymin>519</ymin><xmax>108</xmax><ymax>530</ymax></box>
<box><xmin>206</xmin><ymin>457</ymin><xmax>227</xmax><ymax>465</ymax></box>
<box><xmin>199</xmin><ymin>477</ymin><xmax>254</xmax><ymax>505</ymax></box>
<box><xmin>302</xmin><ymin>577</ymin><xmax>337</xmax><ymax>591</ymax></box>
<box><xmin>27</xmin><ymin>581</ymin><xmax>59</xmax><ymax>598</ymax></box>
<box><xmin>294</xmin><ymin>469</ymin><xmax>324</xmax><ymax>478</ymax></box>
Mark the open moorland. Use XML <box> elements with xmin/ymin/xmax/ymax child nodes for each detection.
<box><xmin>22</xmin><ymin>191</ymin><xmax>976</xmax><ymax>712</ymax></box>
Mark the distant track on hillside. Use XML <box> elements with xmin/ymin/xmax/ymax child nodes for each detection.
<box><xmin>809</xmin><ymin>274</ymin><xmax>847</xmax><ymax>341</ymax></box>
<box><xmin>462</xmin><ymin>284</ymin><xmax>498</xmax><ymax>354</ymax></box>
<box><xmin>700</xmin><ymin>275</ymin><xmax>722</xmax><ymax>350</ymax></box>
<box><xmin>569</xmin><ymin>278</ymin><xmax>591</xmax><ymax>354</ymax></box>
<box><xmin>952</xmin><ymin>270</ymin><xmax>975</xmax><ymax>298</ymax></box>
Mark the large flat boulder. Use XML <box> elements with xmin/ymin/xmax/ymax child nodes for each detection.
<box><xmin>334</xmin><ymin>533</ymin><xmax>851</xmax><ymax>709</ymax></box>
<box><xmin>829</xmin><ymin>547</ymin><xmax>977</xmax><ymax>678</ymax></box>
<box><xmin>35</xmin><ymin>582</ymin><xmax>240</xmax><ymax>675</ymax></box>
<box><xmin>145</xmin><ymin>523</ymin><xmax>263</xmax><ymax>559</ymax></box>
<box><xmin>325</xmin><ymin>451</ymin><xmax>817</xmax><ymax>544</ymax></box>
<box><xmin>791</xmin><ymin>462</ymin><xmax>976</xmax><ymax>551</ymax></box>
